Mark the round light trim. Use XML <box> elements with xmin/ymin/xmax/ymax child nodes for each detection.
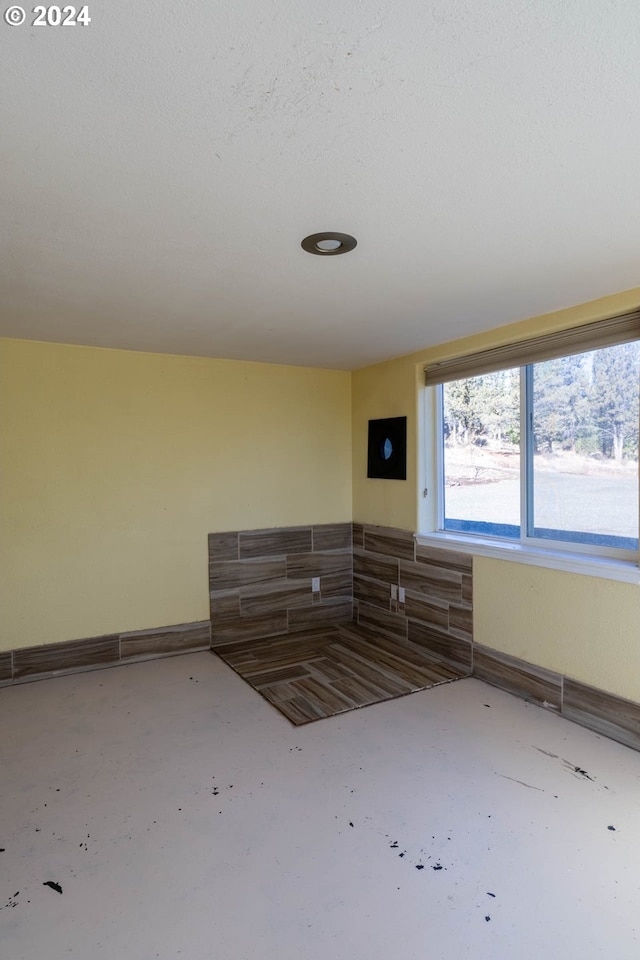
<box><xmin>301</xmin><ymin>232</ymin><xmax>357</xmax><ymax>256</ymax></box>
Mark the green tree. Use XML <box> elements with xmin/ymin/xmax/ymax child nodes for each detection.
<box><xmin>443</xmin><ymin>376</ymin><xmax>484</xmax><ymax>444</ymax></box>
<box><xmin>590</xmin><ymin>342</ymin><xmax>640</xmax><ymax>461</ymax></box>
<box><xmin>444</xmin><ymin>370</ymin><xmax>519</xmax><ymax>447</ymax></box>
<box><xmin>477</xmin><ymin>369</ymin><xmax>519</xmax><ymax>444</ymax></box>
<box><xmin>533</xmin><ymin>354</ymin><xmax>591</xmax><ymax>454</ymax></box>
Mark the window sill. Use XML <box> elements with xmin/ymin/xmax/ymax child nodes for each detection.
<box><xmin>414</xmin><ymin>532</ymin><xmax>640</xmax><ymax>584</ymax></box>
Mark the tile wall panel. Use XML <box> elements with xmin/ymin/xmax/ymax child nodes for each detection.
<box><xmin>210</xmin><ymin>525</ymin><xmax>354</xmax><ymax>646</ymax></box>
<box><xmin>319</xmin><ymin>570</ymin><xmax>353</xmax><ymax>599</ymax></box>
<box><xmin>415</xmin><ymin>543</ymin><xmax>472</xmax><ymax>573</ymax></box>
<box><xmin>403</xmin><ymin>593</ymin><xmax>450</xmax><ymax>631</ymax></box>
<box><xmin>240</xmin><ymin>580</ymin><xmax>312</xmax><ymax>616</ymax></box>
<box><xmin>353</xmin><ymin>573</ymin><xmax>393</xmax><ymax>610</ymax></box>
<box><xmin>363</xmin><ymin>526</ymin><xmax>416</xmax><ymax>562</ymax></box>
<box><xmin>352</xmin><ymin>523</ymin><xmax>473</xmax><ymax>677</ymax></box>
<box><xmin>358</xmin><ymin>601</ymin><xmax>408</xmax><ymax>642</ymax></box>
<box><xmin>461</xmin><ymin>574</ymin><xmax>473</xmax><ymax>605</ymax></box>
<box><xmin>408</xmin><ymin>621</ymin><xmax>472</xmax><ymax>673</ymax></box>
<box><xmin>399</xmin><ymin>559</ymin><xmax>462</xmax><ymax>602</ymax></box>
<box><xmin>448</xmin><ymin>603</ymin><xmax>473</xmax><ymax>641</ymax></box>
<box><xmin>208</xmin><ymin>531</ymin><xmax>239</xmax><ymax>562</ymax></box>
<box><xmin>209</xmin><ymin>592</ymin><xmax>241</xmax><ymax>621</ymax></box>
<box><xmin>211</xmin><ymin>612</ymin><xmax>289</xmax><ymax>646</ymax></box>
<box><xmin>352</xmin><ymin>523</ymin><xmax>365</xmax><ymax>549</ymax></box>
<box><xmin>287</xmin><ymin>551</ymin><xmax>351</xmax><ymax>579</ymax></box>
<box><xmin>288</xmin><ymin>599</ymin><xmax>353</xmax><ymax>632</ymax></box>
<box><xmin>210</xmin><ymin>558</ymin><xmax>286</xmax><ymax>592</ymax></box>
<box><xmin>239</xmin><ymin>527</ymin><xmax>312</xmax><ymax>560</ymax></box>
<box><xmin>353</xmin><ymin>548</ymin><xmax>399</xmax><ymax>584</ymax></box>
<box><xmin>312</xmin><ymin>523</ymin><xmax>352</xmax><ymax>552</ymax></box>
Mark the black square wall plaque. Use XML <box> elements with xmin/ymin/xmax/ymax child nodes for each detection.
<box><xmin>367</xmin><ymin>417</ymin><xmax>407</xmax><ymax>480</ymax></box>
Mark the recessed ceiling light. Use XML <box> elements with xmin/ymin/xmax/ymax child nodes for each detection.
<box><xmin>301</xmin><ymin>232</ymin><xmax>357</xmax><ymax>256</ymax></box>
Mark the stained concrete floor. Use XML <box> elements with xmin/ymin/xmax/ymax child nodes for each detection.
<box><xmin>1</xmin><ymin>651</ymin><xmax>639</xmax><ymax>960</ymax></box>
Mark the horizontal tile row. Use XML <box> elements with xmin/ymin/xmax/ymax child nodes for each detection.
<box><xmin>473</xmin><ymin>644</ymin><xmax>640</xmax><ymax>753</ymax></box>
<box><xmin>208</xmin><ymin>523</ymin><xmax>352</xmax><ymax>564</ymax></box>
<box><xmin>0</xmin><ymin>621</ymin><xmax>211</xmax><ymax>686</ymax></box>
<box><xmin>211</xmin><ymin>599</ymin><xmax>354</xmax><ymax>647</ymax></box>
<box><xmin>352</xmin><ymin>524</ymin><xmax>473</xmax><ymax>574</ymax></box>
<box><xmin>209</xmin><ymin>553</ymin><xmax>353</xmax><ymax>593</ymax></box>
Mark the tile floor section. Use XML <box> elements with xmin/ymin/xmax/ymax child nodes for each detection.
<box><xmin>211</xmin><ymin>621</ymin><xmax>468</xmax><ymax>724</ymax></box>
<box><xmin>1</xmin><ymin>653</ymin><xmax>640</xmax><ymax>959</ymax></box>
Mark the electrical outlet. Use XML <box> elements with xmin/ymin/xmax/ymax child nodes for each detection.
<box><xmin>312</xmin><ymin>577</ymin><xmax>320</xmax><ymax>592</ymax></box>
<box><xmin>399</xmin><ymin>586</ymin><xmax>406</xmax><ymax>603</ymax></box>
<box><xmin>390</xmin><ymin>584</ymin><xmax>398</xmax><ymax>600</ymax></box>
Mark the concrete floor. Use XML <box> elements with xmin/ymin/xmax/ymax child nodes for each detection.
<box><xmin>1</xmin><ymin>651</ymin><xmax>639</xmax><ymax>959</ymax></box>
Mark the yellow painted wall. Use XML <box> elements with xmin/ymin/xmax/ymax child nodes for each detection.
<box><xmin>0</xmin><ymin>339</ymin><xmax>352</xmax><ymax>651</ymax></box>
<box><xmin>474</xmin><ymin>560</ymin><xmax>640</xmax><ymax>702</ymax></box>
<box><xmin>352</xmin><ymin>286</ymin><xmax>640</xmax><ymax>701</ymax></box>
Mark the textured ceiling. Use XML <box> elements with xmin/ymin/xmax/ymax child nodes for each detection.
<box><xmin>2</xmin><ymin>1</ymin><xmax>640</xmax><ymax>369</ymax></box>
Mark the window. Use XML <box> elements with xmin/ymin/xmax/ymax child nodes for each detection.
<box><xmin>423</xmin><ymin>312</ymin><xmax>640</xmax><ymax>575</ymax></box>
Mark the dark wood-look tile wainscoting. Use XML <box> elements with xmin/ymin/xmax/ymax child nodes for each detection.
<box><xmin>208</xmin><ymin>522</ymin><xmax>474</xmax><ymax>723</ymax></box>
<box><xmin>349</xmin><ymin>525</ymin><xmax>640</xmax><ymax>751</ymax></box>
<box><xmin>208</xmin><ymin>523</ymin><xmax>353</xmax><ymax>645</ymax></box>
<box><xmin>208</xmin><ymin>523</ymin><xmax>474</xmax><ymax>674</ymax></box>
<box><xmin>352</xmin><ymin>523</ymin><xmax>473</xmax><ymax>675</ymax></box>
<box><xmin>209</xmin><ymin>522</ymin><xmax>640</xmax><ymax>745</ymax></box>
<box><xmin>2</xmin><ymin>521</ymin><xmax>639</xmax><ymax>751</ymax></box>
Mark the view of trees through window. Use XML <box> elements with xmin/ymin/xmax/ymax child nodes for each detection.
<box><xmin>441</xmin><ymin>342</ymin><xmax>640</xmax><ymax>550</ymax></box>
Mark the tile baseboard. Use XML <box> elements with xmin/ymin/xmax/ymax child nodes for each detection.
<box><xmin>0</xmin><ymin>651</ymin><xmax>13</xmax><ymax>686</ymax></box>
<box><xmin>563</xmin><ymin>677</ymin><xmax>640</xmax><ymax>753</ymax></box>
<box><xmin>474</xmin><ymin>644</ymin><xmax>640</xmax><ymax>753</ymax></box>
<box><xmin>473</xmin><ymin>644</ymin><xmax>562</xmax><ymax>711</ymax></box>
<box><xmin>1</xmin><ymin>620</ymin><xmax>211</xmax><ymax>686</ymax></box>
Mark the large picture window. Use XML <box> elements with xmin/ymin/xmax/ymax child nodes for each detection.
<box><xmin>426</xmin><ymin>314</ymin><xmax>640</xmax><ymax>564</ymax></box>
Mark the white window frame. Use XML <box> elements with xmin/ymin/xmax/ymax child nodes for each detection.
<box><xmin>418</xmin><ymin>361</ymin><xmax>640</xmax><ymax>585</ymax></box>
